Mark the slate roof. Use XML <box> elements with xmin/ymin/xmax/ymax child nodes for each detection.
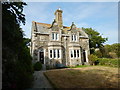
<box><xmin>32</xmin><ymin>21</ymin><xmax>89</xmax><ymax>38</ymax></box>
<box><xmin>32</xmin><ymin>21</ymin><xmax>71</xmax><ymax>31</ymax></box>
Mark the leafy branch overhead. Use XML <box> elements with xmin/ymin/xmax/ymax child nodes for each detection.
<box><xmin>2</xmin><ymin>1</ymin><xmax>33</xmax><ymax>89</ymax></box>
<box><xmin>2</xmin><ymin>2</ymin><xmax>27</xmax><ymax>25</ymax></box>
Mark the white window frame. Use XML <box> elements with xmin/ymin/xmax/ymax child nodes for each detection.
<box><xmin>52</xmin><ymin>33</ymin><xmax>59</xmax><ymax>41</ymax></box>
<box><xmin>57</xmin><ymin>33</ymin><xmax>59</xmax><ymax>40</ymax></box>
<box><xmin>71</xmin><ymin>34</ymin><xmax>77</xmax><ymax>42</ymax></box>
<box><xmin>49</xmin><ymin>49</ymin><xmax>61</xmax><ymax>59</ymax></box>
<box><xmin>70</xmin><ymin>49</ymin><xmax>80</xmax><ymax>59</ymax></box>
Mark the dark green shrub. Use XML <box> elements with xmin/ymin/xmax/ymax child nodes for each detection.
<box><xmin>33</xmin><ymin>62</ymin><xmax>42</xmax><ymax>71</ymax></box>
<box><xmin>97</xmin><ymin>58</ymin><xmax>119</xmax><ymax>67</ymax></box>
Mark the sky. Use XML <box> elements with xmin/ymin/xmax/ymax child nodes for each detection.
<box><xmin>21</xmin><ymin>2</ymin><xmax>118</xmax><ymax>45</ymax></box>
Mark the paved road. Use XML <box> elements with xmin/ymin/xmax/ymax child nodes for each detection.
<box><xmin>32</xmin><ymin>64</ymin><xmax>53</xmax><ymax>89</ymax></box>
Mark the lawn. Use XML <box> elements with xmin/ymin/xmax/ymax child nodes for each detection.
<box><xmin>44</xmin><ymin>66</ymin><xmax>119</xmax><ymax>88</ymax></box>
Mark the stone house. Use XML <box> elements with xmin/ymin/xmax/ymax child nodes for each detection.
<box><xmin>30</xmin><ymin>8</ymin><xmax>90</xmax><ymax>67</ymax></box>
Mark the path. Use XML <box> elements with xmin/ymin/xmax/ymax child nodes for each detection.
<box><xmin>32</xmin><ymin>64</ymin><xmax>53</xmax><ymax>89</ymax></box>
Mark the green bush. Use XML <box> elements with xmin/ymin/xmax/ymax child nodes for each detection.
<box><xmin>97</xmin><ymin>58</ymin><xmax>119</xmax><ymax>67</ymax></box>
<box><xmin>108</xmin><ymin>52</ymin><xmax>117</xmax><ymax>58</ymax></box>
<box><xmin>94</xmin><ymin>50</ymin><xmax>102</xmax><ymax>58</ymax></box>
<box><xmin>33</xmin><ymin>62</ymin><xmax>42</xmax><ymax>71</ymax></box>
<box><xmin>88</xmin><ymin>54</ymin><xmax>98</xmax><ymax>65</ymax></box>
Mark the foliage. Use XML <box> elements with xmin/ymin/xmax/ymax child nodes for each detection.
<box><xmin>23</xmin><ymin>38</ymin><xmax>31</xmax><ymax>46</ymax></box>
<box><xmin>2</xmin><ymin>1</ymin><xmax>33</xmax><ymax>89</ymax></box>
<box><xmin>82</xmin><ymin>27</ymin><xmax>107</xmax><ymax>54</ymax></box>
<box><xmin>105</xmin><ymin>43</ymin><xmax>120</xmax><ymax>58</ymax></box>
<box><xmin>33</xmin><ymin>62</ymin><xmax>42</xmax><ymax>71</ymax></box>
<box><xmin>88</xmin><ymin>54</ymin><xmax>98</xmax><ymax>65</ymax></box>
<box><xmin>108</xmin><ymin>52</ymin><xmax>117</xmax><ymax>58</ymax></box>
<box><xmin>94</xmin><ymin>43</ymin><xmax>120</xmax><ymax>58</ymax></box>
<box><xmin>97</xmin><ymin>58</ymin><xmax>119</xmax><ymax>67</ymax></box>
<box><xmin>94</xmin><ymin>50</ymin><xmax>102</xmax><ymax>58</ymax></box>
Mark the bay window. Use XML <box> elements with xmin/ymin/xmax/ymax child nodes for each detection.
<box><xmin>49</xmin><ymin>49</ymin><xmax>61</xmax><ymax>59</ymax></box>
<box><xmin>70</xmin><ymin>49</ymin><xmax>80</xmax><ymax>59</ymax></box>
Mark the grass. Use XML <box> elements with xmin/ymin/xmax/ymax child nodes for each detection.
<box><xmin>69</xmin><ymin>65</ymin><xmax>89</xmax><ymax>68</ymax></box>
<box><xmin>44</xmin><ymin>66</ymin><xmax>119</xmax><ymax>88</ymax></box>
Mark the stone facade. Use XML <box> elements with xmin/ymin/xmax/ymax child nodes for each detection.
<box><xmin>30</xmin><ymin>8</ymin><xmax>90</xmax><ymax>67</ymax></box>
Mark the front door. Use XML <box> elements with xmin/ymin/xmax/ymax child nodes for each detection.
<box><xmin>83</xmin><ymin>50</ymin><xmax>86</xmax><ymax>62</ymax></box>
<box><xmin>39</xmin><ymin>52</ymin><xmax>44</xmax><ymax>64</ymax></box>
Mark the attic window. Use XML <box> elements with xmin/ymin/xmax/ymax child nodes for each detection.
<box><xmin>52</xmin><ymin>33</ymin><xmax>59</xmax><ymax>41</ymax></box>
<box><xmin>71</xmin><ymin>34</ymin><xmax>77</xmax><ymax>42</ymax></box>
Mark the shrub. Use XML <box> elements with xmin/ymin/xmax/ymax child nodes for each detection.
<box><xmin>94</xmin><ymin>50</ymin><xmax>102</xmax><ymax>58</ymax></box>
<box><xmin>88</xmin><ymin>54</ymin><xmax>98</xmax><ymax>65</ymax></box>
<box><xmin>97</xmin><ymin>58</ymin><xmax>119</xmax><ymax>67</ymax></box>
<box><xmin>108</xmin><ymin>52</ymin><xmax>117</xmax><ymax>58</ymax></box>
<box><xmin>33</xmin><ymin>62</ymin><xmax>42</xmax><ymax>71</ymax></box>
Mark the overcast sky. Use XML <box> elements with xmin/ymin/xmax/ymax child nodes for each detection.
<box><xmin>21</xmin><ymin>2</ymin><xmax>118</xmax><ymax>45</ymax></box>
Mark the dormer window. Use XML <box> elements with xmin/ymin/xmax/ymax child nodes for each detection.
<box><xmin>52</xmin><ymin>33</ymin><xmax>59</xmax><ymax>40</ymax></box>
<box><xmin>71</xmin><ymin>34</ymin><xmax>77</xmax><ymax>41</ymax></box>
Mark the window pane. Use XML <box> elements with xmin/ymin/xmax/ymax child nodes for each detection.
<box><xmin>54</xmin><ymin>49</ymin><xmax>56</xmax><ymax>58</ymax></box>
<box><xmin>56</xmin><ymin>33</ymin><xmax>57</xmax><ymax>40</ymax></box>
<box><xmin>77</xmin><ymin>50</ymin><xmax>79</xmax><ymax>57</ymax></box>
<box><xmin>54</xmin><ymin>33</ymin><xmax>56</xmax><ymax>40</ymax></box>
<box><xmin>58</xmin><ymin>49</ymin><xmax>60</xmax><ymax>58</ymax></box>
<box><xmin>74</xmin><ymin>50</ymin><xmax>76</xmax><ymax>58</ymax></box>
<box><xmin>72</xmin><ymin>35</ymin><xmax>73</xmax><ymax>41</ymax></box>
<box><xmin>76</xmin><ymin>35</ymin><xmax>77</xmax><ymax>41</ymax></box>
<box><xmin>52</xmin><ymin>33</ymin><xmax>54</xmax><ymax>40</ymax></box>
<box><xmin>50</xmin><ymin>50</ymin><xmax>52</xmax><ymax>58</ymax></box>
<box><xmin>74</xmin><ymin>35</ymin><xmax>76</xmax><ymax>41</ymax></box>
<box><xmin>71</xmin><ymin>50</ymin><xmax>73</xmax><ymax>58</ymax></box>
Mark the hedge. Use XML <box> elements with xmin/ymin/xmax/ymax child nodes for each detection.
<box><xmin>33</xmin><ymin>62</ymin><xmax>42</xmax><ymax>71</ymax></box>
<box><xmin>97</xmin><ymin>58</ymin><xmax>120</xmax><ymax>67</ymax></box>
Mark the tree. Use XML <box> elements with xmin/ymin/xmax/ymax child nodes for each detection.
<box><xmin>23</xmin><ymin>38</ymin><xmax>31</xmax><ymax>46</ymax></box>
<box><xmin>104</xmin><ymin>43</ymin><xmax>120</xmax><ymax>58</ymax></box>
<box><xmin>82</xmin><ymin>27</ymin><xmax>108</xmax><ymax>54</ymax></box>
<box><xmin>94</xmin><ymin>43</ymin><xmax>120</xmax><ymax>58</ymax></box>
<box><xmin>111</xmin><ymin>43</ymin><xmax>120</xmax><ymax>58</ymax></box>
<box><xmin>2</xmin><ymin>1</ymin><xmax>33</xmax><ymax>89</ymax></box>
